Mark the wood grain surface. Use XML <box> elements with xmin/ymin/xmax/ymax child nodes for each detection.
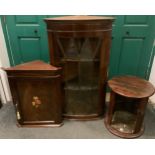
<box><xmin>108</xmin><ymin>75</ymin><xmax>155</xmax><ymax>98</ymax></box>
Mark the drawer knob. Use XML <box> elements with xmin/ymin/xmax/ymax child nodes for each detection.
<box><xmin>32</xmin><ymin>96</ymin><xmax>42</xmax><ymax>108</ymax></box>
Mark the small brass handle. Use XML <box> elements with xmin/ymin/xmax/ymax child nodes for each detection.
<box><xmin>32</xmin><ymin>96</ymin><xmax>42</xmax><ymax>108</ymax></box>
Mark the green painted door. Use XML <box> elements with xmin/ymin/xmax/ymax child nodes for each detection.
<box><xmin>2</xmin><ymin>15</ymin><xmax>51</xmax><ymax>65</ymax></box>
<box><xmin>110</xmin><ymin>15</ymin><xmax>155</xmax><ymax>79</ymax></box>
<box><xmin>2</xmin><ymin>15</ymin><xmax>155</xmax><ymax>79</ymax></box>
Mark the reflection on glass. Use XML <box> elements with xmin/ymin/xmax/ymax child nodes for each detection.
<box><xmin>57</xmin><ymin>37</ymin><xmax>102</xmax><ymax>115</ymax></box>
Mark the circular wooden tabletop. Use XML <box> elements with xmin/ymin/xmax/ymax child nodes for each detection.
<box><xmin>108</xmin><ymin>76</ymin><xmax>155</xmax><ymax>98</ymax></box>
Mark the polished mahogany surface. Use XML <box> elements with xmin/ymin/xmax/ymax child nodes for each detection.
<box><xmin>4</xmin><ymin>60</ymin><xmax>63</xmax><ymax>127</ymax></box>
<box><xmin>4</xmin><ymin>60</ymin><xmax>58</xmax><ymax>71</ymax></box>
<box><xmin>44</xmin><ymin>15</ymin><xmax>114</xmax><ymax>21</ymax></box>
<box><xmin>45</xmin><ymin>15</ymin><xmax>114</xmax><ymax>120</ymax></box>
<box><xmin>105</xmin><ymin>75</ymin><xmax>155</xmax><ymax>138</ymax></box>
<box><xmin>108</xmin><ymin>75</ymin><xmax>155</xmax><ymax>98</ymax></box>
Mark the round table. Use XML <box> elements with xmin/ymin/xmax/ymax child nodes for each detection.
<box><xmin>104</xmin><ymin>75</ymin><xmax>155</xmax><ymax>138</ymax></box>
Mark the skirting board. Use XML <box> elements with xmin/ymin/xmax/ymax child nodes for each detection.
<box><xmin>0</xmin><ymin>69</ymin><xmax>12</xmax><ymax>104</ymax></box>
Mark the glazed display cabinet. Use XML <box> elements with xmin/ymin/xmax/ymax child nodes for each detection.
<box><xmin>45</xmin><ymin>16</ymin><xmax>114</xmax><ymax>120</ymax></box>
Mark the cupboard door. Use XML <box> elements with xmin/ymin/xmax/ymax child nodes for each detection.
<box><xmin>51</xmin><ymin>35</ymin><xmax>104</xmax><ymax>118</ymax></box>
<box><xmin>3</xmin><ymin>15</ymin><xmax>50</xmax><ymax>65</ymax></box>
<box><xmin>109</xmin><ymin>15</ymin><xmax>155</xmax><ymax>79</ymax></box>
<box><xmin>11</xmin><ymin>76</ymin><xmax>62</xmax><ymax>125</ymax></box>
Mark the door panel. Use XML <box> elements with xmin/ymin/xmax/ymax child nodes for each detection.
<box><xmin>4</xmin><ymin>15</ymin><xmax>50</xmax><ymax>65</ymax></box>
<box><xmin>109</xmin><ymin>15</ymin><xmax>155</xmax><ymax>79</ymax></box>
<box><xmin>118</xmin><ymin>38</ymin><xmax>144</xmax><ymax>75</ymax></box>
<box><xmin>19</xmin><ymin>37</ymin><xmax>41</xmax><ymax>62</ymax></box>
<box><xmin>124</xmin><ymin>15</ymin><xmax>148</xmax><ymax>24</ymax></box>
<box><xmin>15</xmin><ymin>15</ymin><xmax>38</xmax><ymax>23</ymax></box>
<box><xmin>3</xmin><ymin>15</ymin><xmax>155</xmax><ymax>79</ymax></box>
<box><xmin>16</xmin><ymin>78</ymin><xmax>60</xmax><ymax>122</ymax></box>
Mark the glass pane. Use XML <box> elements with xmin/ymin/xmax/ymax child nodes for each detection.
<box><xmin>57</xmin><ymin>37</ymin><xmax>102</xmax><ymax>115</ymax></box>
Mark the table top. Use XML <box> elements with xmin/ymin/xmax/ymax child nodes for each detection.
<box><xmin>108</xmin><ymin>75</ymin><xmax>155</xmax><ymax>98</ymax></box>
<box><xmin>3</xmin><ymin>60</ymin><xmax>58</xmax><ymax>71</ymax></box>
<box><xmin>44</xmin><ymin>15</ymin><xmax>114</xmax><ymax>21</ymax></box>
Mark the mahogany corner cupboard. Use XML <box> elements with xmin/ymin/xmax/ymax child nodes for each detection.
<box><xmin>4</xmin><ymin>60</ymin><xmax>63</xmax><ymax>127</ymax></box>
<box><xmin>45</xmin><ymin>15</ymin><xmax>114</xmax><ymax>120</ymax></box>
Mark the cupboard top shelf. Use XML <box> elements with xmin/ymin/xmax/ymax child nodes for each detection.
<box><xmin>108</xmin><ymin>75</ymin><xmax>155</xmax><ymax>98</ymax></box>
<box><xmin>44</xmin><ymin>15</ymin><xmax>115</xmax><ymax>22</ymax></box>
<box><xmin>3</xmin><ymin>60</ymin><xmax>59</xmax><ymax>71</ymax></box>
<box><xmin>44</xmin><ymin>16</ymin><xmax>114</xmax><ymax>32</ymax></box>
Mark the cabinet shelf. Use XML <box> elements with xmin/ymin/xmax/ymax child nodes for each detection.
<box><xmin>64</xmin><ymin>86</ymin><xmax>98</xmax><ymax>91</ymax></box>
<box><xmin>64</xmin><ymin>79</ymin><xmax>98</xmax><ymax>91</ymax></box>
